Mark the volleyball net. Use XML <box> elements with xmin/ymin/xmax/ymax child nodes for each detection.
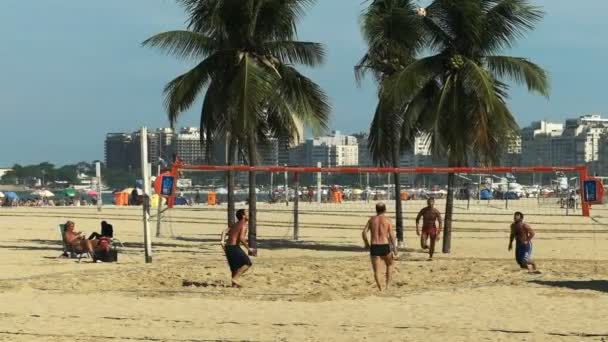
<box><xmin>151</xmin><ymin>164</ymin><xmax>598</xmax><ymax>249</ymax></box>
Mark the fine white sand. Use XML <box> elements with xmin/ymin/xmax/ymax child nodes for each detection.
<box><xmin>0</xmin><ymin>200</ymin><xmax>607</xmax><ymax>341</ymax></box>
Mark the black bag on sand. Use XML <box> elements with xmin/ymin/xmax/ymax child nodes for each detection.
<box><xmin>93</xmin><ymin>247</ymin><xmax>118</xmax><ymax>263</ymax></box>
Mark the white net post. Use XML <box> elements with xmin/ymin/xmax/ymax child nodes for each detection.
<box><xmin>316</xmin><ymin>162</ymin><xmax>322</xmax><ymax>204</ymax></box>
<box><xmin>140</xmin><ymin>127</ymin><xmax>153</xmax><ymax>263</ymax></box>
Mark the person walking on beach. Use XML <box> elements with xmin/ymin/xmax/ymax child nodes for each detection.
<box><xmin>362</xmin><ymin>203</ymin><xmax>398</xmax><ymax>291</ymax></box>
<box><xmin>415</xmin><ymin>197</ymin><xmax>443</xmax><ymax>260</ymax></box>
<box><xmin>220</xmin><ymin>209</ymin><xmax>252</xmax><ymax>287</ymax></box>
<box><xmin>508</xmin><ymin>212</ymin><xmax>539</xmax><ymax>273</ymax></box>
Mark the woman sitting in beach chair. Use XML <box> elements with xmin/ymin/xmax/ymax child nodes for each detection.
<box><xmin>88</xmin><ymin>221</ymin><xmax>114</xmax><ymax>240</ymax></box>
<box><xmin>63</xmin><ymin>221</ymin><xmax>98</xmax><ymax>257</ymax></box>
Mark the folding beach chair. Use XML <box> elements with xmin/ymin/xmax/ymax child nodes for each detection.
<box><xmin>57</xmin><ymin>224</ymin><xmax>91</xmax><ymax>262</ymax></box>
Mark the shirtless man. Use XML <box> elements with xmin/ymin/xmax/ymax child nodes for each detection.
<box><xmin>220</xmin><ymin>209</ymin><xmax>252</xmax><ymax>287</ymax></box>
<box><xmin>416</xmin><ymin>198</ymin><xmax>442</xmax><ymax>260</ymax></box>
<box><xmin>63</xmin><ymin>220</ymin><xmax>98</xmax><ymax>257</ymax></box>
<box><xmin>362</xmin><ymin>203</ymin><xmax>398</xmax><ymax>291</ymax></box>
<box><xmin>508</xmin><ymin>212</ymin><xmax>539</xmax><ymax>273</ymax></box>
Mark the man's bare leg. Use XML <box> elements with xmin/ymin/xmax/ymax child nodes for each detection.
<box><xmin>371</xmin><ymin>256</ymin><xmax>383</xmax><ymax>291</ymax></box>
<box><xmin>527</xmin><ymin>259</ymin><xmax>539</xmax><ymax>273</ymax></box>
<box><xmin>232</xmin><ymin>265</ymin><xmax>249</xmax><ymax>287</ymax></box>
<box><xmin>421</xmin><ymin>232</ymin><xmax>429</xmax><ymax>250</ymax></box>
<box><xmin>428</xmin><ymin>234</ymin><xmax>437</xmax><ymax>260</ymax></box>
<box><xmin>383</xmin><ymin>255</ymin><xmax>394</xmax><ymax>290</ymax></box>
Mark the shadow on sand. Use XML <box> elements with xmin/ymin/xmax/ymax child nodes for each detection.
<box><xmin>530</xmin><ymin>280</ymin><xmax>608</xmax><ymax>293</ymax></box>
<box><xmin>258</xmin><ymin>239</ymin><xmax>417</xmax><ymax>253</ymax></box>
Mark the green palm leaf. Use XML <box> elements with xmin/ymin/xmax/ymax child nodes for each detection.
<box><xmin>484</xmin><ymin>55</ymin><xmax>549</xmax><ymax>97</ymax></box>
<box><xmin>142</xmin><ymin>30</ymin><xmax>216</xmax><ymax>60</ymax></box>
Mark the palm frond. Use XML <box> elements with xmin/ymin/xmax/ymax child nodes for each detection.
<box><xmin>163</xmin><ymin>55</ymin><xmax>221</xmax><ymax>126</ymax></box>
<box><xmin>228</xmin><ymin>53</ymin><xmax>277</xmax><ymax>135</ymax></box>
<box><xmin>383</xmin><ymin>55</ymin><xmax>444</xmax><ymax>107</ymax></box>
<box><xmin>461</xmin><ymin>57</ymin><xmax>497</xmax><ymax>112</ymax></box>
<box><xmin>484</xmin><ymin>55</ymin><xmax>549</xmax><ymax>97</ymax></box>
<box><xmin>274</xmin><ymin>64</ymin><xmax>331</xmax><ymax>135</ymax></box>
<box><xmin>480</xmin><ymin>0</ymin><xmax>544</xmax><ymax>52</ymax></box>
<box><xmin>260</xmin><ymin>41</ymin><xmax>325</xmax><ymax>67</ymax></box>
<box><xmin>142</xmin><ymin>30</ymin><xmax>217</xmax><ymax>60</ymax></box>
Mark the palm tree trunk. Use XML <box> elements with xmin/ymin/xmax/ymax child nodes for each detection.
<box><xmin>392</xmin><ymin>148</ymin><xmax>404</xmax><ymax>245</ymax></box>
<box><xmin>442</xmin><ymin>171</ymin><xmax>455</xmax><ymax>253</ymax></box>
<box><xmin>247</xmin><ymin>134</ymin><xmax>258</xmax><ymax>256</ymax></box>
<box><xmin>226</xmin><ymin>136</ymin><xmax>236</xmax><ymax>226</ymax></box>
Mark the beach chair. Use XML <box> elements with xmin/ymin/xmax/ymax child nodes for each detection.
<box><xmin>57</xmin><ymin>224</ymin><xmax>91</xmax><ymax>262</ymax></box>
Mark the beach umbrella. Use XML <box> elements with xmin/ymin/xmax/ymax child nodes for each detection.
<box><xmin>32</xmin><ymin>190</ymin><xmax>54</xmax><ymax>197</ymax></box>
<box><xmin>4</xmin><ymin>192</ymin><xmax>18</xmax><ymax>200</ymax></box>
<box><xmin>85</xmin><ymin>190</ymin><xmax>98</xmax><ymax>197</ymax></box>
<box><xmin>62</xmin><ymin>188</ymin><xmax>77</xmax><ymax>197</ymax></box>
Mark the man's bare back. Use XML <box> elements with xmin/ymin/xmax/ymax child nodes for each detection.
<box><xmin>367</xmin><ymin>215</ymin><xmax>391</xmax><ymax>246</ymax></box>
<box><xmin>362</xmin><ymin>203</ymin><xmax>397</xmax><ymax>291</ymax></box>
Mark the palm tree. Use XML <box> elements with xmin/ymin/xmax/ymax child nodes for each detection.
<box><xmin>356</xmin><ymin>0</ymin><xmax>424</xmax><ymax>246</ymax></box>
<box><xmin>143</xmin><ymin>0</ymin><xmax>330</xmax><ymax>254</ymax></box>
<box><xmin>384</xmin><ymin>0</ymin><xmax>549</xmax><ymax>253</ymax></box>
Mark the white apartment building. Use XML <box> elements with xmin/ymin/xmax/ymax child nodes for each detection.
<box><xmin>175</xmin><ymin>127</ymin><xmax>205</xmax><ymax>164</ymax></box>
<box><xmin>291</xmin><ymin>131</ymin><xmax>359</xmax><ymax>167</ymax></box>
<box><xmin>521</xmin><ymin>120</ymin><xmax>564</xmax><ymax>166</ymax></box>
<box><xmin>522</xmin><ymin>115</ymin><xmax>608</xmax><ymax>167</ymax></box>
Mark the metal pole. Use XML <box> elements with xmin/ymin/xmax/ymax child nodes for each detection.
<box><xmin>387</xmin><ymin>173</ymin><xmax>391</xmax><ymax>200</ymax></box>
<box><xmin>293</xmin><ymin>172</ymin><xmax>299</xmax><ymax>240</ymax></box>
<box><xmin>270</xmin><ymin>172</ymin><xmax>274</xmax><ymax>202</ymax></box>
<box><xmin>284</xmin><ymin>164</ymin><xmax>288</xmax><ymax>206</ymax></box>
<box><xmin>140</xmin><ymin>127</ymin><xmax>153</xmax><ymax>263</ymax></box>
<box><xmin>366</xmin><ymin>172</ymin><xmax>370</xmax><ymax>203</ymax></box>
<box><xmin>155</xmin><ymin>161</ymin><xmax>163</xmax><ymax>238</ymax></box>
<box><xmin>316</xmin><ymin>162</ymin><xmax>322</xmax><ymax>204</ymax></box>
<box><xmin>505</xmin><ymin>179</ymin><xmax>509</xmax><ymax>210</ymax></box>
<box><xmin>478</xmin><ymin>175</ymin><xmax>481</xmax><ymax>203</ymax></box>
<box><xmin>95</xmin><ymin>162</ymin><xmax>102</xmax><ymax>212</ymax></box>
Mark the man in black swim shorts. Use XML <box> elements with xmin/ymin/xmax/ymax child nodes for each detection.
<box><xmin>221</xmin><ymin>209</ymin><xmax>252</xmax><ymax>287</ymax></box>
<box><xmin>362</xmin><ymin>203</ymin><xmax>398</xmax><ymax>291</ymax></box>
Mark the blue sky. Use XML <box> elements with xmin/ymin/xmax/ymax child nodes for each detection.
<box><xmin>1</xmin><ymin>0</ymin><xmax>607</xmax><ymax>165</ymax></box>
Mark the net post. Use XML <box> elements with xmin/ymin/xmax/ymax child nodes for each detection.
<box><xmin>284</xmin><ymin>164</ymin><xmax>289</xmax><ymax>206</ymax></box>
<box><xmin>95</xmin><ymin>161</ymin><xmax>102</xmax><ymax>212</ymax></box>
<box><xmin>140</xmin><ymin>127</ymin><xmax>153</xmax><ymax>263</ymax></box>
<box><xmin>579</xmin><ymin>166</ymin><xmax>590</xmax><ymax>217</ymax></box>
<box><xmin>293</xmin><ymin>172</ymin><xmax>300</xmax><ymax>241</ymax></box>
<box><xmin>316</xmin><ymin>162</ymin><xmax>322</xmax><ymax>204</ymax></box>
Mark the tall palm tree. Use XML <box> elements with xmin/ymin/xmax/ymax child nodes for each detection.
<box><xmin>384</xmin><ymin>0</ymin><xmax>549</xmax><ymax>253</ymax></box>
<box><xmin>143</xmin><ymin>0</ymin><xmax>330</xmax><ymax>254</ymax></box>
<box><xmin>356</xmin><ymin>0</ymin><xmax>423</xmax><ymax>246</ymax></box>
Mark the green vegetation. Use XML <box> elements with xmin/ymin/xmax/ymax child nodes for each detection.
<box><xmin>0</xmin><ymin>162</ymin><xmax>136</xmax><ymax>189</ymax></box>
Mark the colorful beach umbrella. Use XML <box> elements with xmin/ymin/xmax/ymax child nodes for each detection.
<box><xmin>63</xmin><ymin>188</ymin><xmax>77</xmax><ymax>197</ymax></box>
<box><xmin>4</xmin><ymin>192</ymin><xmax>18</xmax><ymax>200</ymax></box>
<box><xmin>85</xmin><ymin>190</ymin><xmax>98</xmax><ymax>197</ymax></box>
<box><xmin>31</xmin><ymin>190</ymin><xmax>55</xmax><ymax>197</ymax></box>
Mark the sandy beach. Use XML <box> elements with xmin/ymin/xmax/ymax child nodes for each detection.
<box><xmin>0</xmin><ymin>200</ymin><xmax>607</xmax><ymax>341</ymax></box>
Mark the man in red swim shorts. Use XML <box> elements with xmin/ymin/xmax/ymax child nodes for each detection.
<box><xmin>416</xmin><ymin>197</ymin><xmax>443</xmax><ymax>260</ymax></box>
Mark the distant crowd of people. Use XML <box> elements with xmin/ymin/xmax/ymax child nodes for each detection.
<box><xmin>2</xmin><ymin>197</ymin><xmax>96</xmax><ymax>207</ymax></box>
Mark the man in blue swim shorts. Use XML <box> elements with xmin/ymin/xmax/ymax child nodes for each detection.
<box><xmin>508</xmin><ymin>212</ymin><xmax>539</xmax><ymax>273</ymax></box>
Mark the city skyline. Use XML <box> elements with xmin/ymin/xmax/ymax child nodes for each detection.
<box><xmin>2</xmin><ymin>0</ymin><xmax>608</xmax><ymax>165</ymax></box>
